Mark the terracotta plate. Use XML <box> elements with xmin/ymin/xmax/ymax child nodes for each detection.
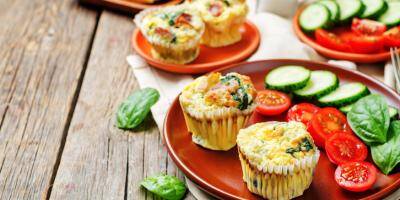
<box><xmin>132</xmin><ymin>21</ymin><xmax>260</xmax><ymax>74</ymax></box>
<box><xmin>293</xmin><ymin>6</ymin><xmax>396</xmax><ymax>64</ymax></box>
<box><xmin>164</xmin><ymin>59</ymin><xmax>400</xmax><ymax>200</ymax></box>
<box><xmin>81</xmin><ymin>0</ymin><xmax>183</xmax><ymax>13</ymax></box>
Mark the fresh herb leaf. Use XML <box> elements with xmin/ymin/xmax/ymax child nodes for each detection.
<box><xmin>348</xmin><ymin>94</ymin><xmax>390</xmax><ymax>145</ymax></box>
<box><xmin>286</xmin><ymin>138</ymin><xmax>313</xmax><ymax>155</ymax></box>
<box><xmin>371</xmin><ymin>120</ymin><xmax>400</xmax><ymax>174</ymax></box>
<box><xmin>116</xmin><ymin>88</ymin><xmax>160</xmax><ymax>129</ymax></box>
<box><xmin>221</xmin><ymin>74</ymin><xmax>241</xmax><ymax>85</ymax></box>
<box><xmin>141</xmin><ymin>174</ymin><xmax>186</xmax><ymax>200</ymax></box>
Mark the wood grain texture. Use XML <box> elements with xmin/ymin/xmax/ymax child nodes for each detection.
<box><xmin>0</xmin><ymin>0</ymin><xmax>98</xmax><ymax>199</ymax></box>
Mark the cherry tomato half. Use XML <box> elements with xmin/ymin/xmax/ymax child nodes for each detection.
<box><xmin>255</xmin><ymin>90</ymin><xmax>291</xmax><ymax>116</ymax></box>
<box><xmin>346</xmin><ymin>34</ymin><xmax>385</xmax><ymax>54</ymax></box>
<box><xmin>315</xmin><ymin>29</ymin><xmax>351</xmax><ymax>52</ymax></box>
<box><xmin>287</xmin><ymin>103</ymin><xmax>320</xmax><ymax>126</ymax></box>
<box><xmin>383</xmin><ymin>26</ymin><xmax>400</xmax><ymax>47</ymax></box>
<box><xmin>309</xmin><ymin>107</ymin><xmax>353</xmax><ymax>148</ymax></box>
<box><xmin>325</xmin><ymin>132</ymin><xmax>368</xmax><ymax>165</ymax></box>
<box><xmin>335</xmin><ymin>161</ymin><xmax>377</xmax><ymax>192</ymax></box>
<box><xmin>351</xmin><ymin>18</ymin><xmax>387</xmax><ymax>36</ymax></box>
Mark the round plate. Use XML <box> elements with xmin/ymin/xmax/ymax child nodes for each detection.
<box><xmin>132</xmin><ymin>21</ymin><xmax>260</xmax><ymax>74</ymax></box>
<box><xmin>164</xmin><ymin>59</ymin><xmax>400</xmax><ymax>200</ymax></box>
<box><xmin>293</xmin><ymin>6</ymin><xmax>394</xmax><ymax>63</ymax></box>
<box><xmin>108</xmin><ymin>0</ymin><xmax>183</xmax><ymax>12</ymax></box>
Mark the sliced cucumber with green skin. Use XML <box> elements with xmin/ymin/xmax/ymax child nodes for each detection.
<box><xmin>265</xmin><ymin>66</ymin><xmax>311</xmax><ymax>92</ymax></box>
<box><xmin>360</xmin><ymin>0</ymin><xmax>387</xmax><ymax>18</ymax></box>
<box><xmin>378</xmin><ymin>1</ymin><xmax>400</xmax><ymax>26</ymax></box>
<box><xmin>299</xmin><ymin>3</ymin><xmax>331</xmax><ymax>32</ymax></box>
<box><xmin>318</xmin><ymin>0</ymin><xmax>340</xmax><ymax>22</ymax></box>
<box><xmin>318</xmin><ymin>82</ymin><xmax>370</xmax><ymax>107</ymax></box>
<box><xmin>336</xmin><ymin>0</ymin><xmax>364</xmax><ymax>22</ymax></box>
<box><xmin>294</xmin><ymin>70</ymin><xmax>339</xmax><ymax>100</ymax></box>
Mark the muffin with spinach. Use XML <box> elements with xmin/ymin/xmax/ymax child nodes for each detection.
<box><xmin>185</xmin><ymin>0</ymin><xmax>248</xmax><ymax>47</ymax></box>
<box><xmin>179</xmin><ymin>72</ymin><xmax>257</xmax><ymax>150</ymax></box>
<box><xmin>237</xmin><ymin>121</ymin><xmax>320</xmax><ymax>200</ymax></box>
<box><xmin>134</xmin><ymin>5</ymin><xmax>204</xmax><ymax>64</ymax></box>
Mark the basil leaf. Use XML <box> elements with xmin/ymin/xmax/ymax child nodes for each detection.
<box><xmin>348</xmin><ymin>94</ymin><xmax>390</xmax><ymax>145</ymax></box>
<box><xmin>141</xmin><ymin>174</ymin><xmax>186</xmax><ymax>200</ymax></box>
<box><xmin>371</xmin><ymin>120</ymin><xmax>400</xmax><ymax>174</ymax></box>
<box><xmin>116</xmin><ymin>88</ymin><xmax>160</xmax><ymax>129</ymax></box>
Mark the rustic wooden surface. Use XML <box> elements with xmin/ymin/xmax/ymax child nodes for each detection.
<box><xmin>0</xmin><ymin>0</ymin><xmax>390</xmax><ymax>200</ymax></box>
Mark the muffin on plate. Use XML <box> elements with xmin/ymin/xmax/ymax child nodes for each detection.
<box><xmin>237</xmin><ymin>121</ymin><xmax>320</xmax><ymax>200</ymax></box>
<box><xmin>134</xmin><ymin>5</ymin><xmax>205</xmax><ymax>64</ymax></box>
<box><xmin>179</xmin><ymin>72</ymin><xmax>257</xmax><ymax>151</ymax></box>
<box><xmin>185</xmin><ymin>0</ymin><xmax>248</xmax><ymax>47</ymax></box>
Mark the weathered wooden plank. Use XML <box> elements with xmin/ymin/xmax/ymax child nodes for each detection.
<box><xmin>49</xmin><ymin>10</ymin><xmax>196</xmax><ymax>199</ymax></box>
<box><xmin>49</xmin><ymin>11</ymin><xmax>136</xmax><ymax>199</ymax></box>
<box><xmin>0</xmin><ymin>0</ymin><xmax>98</xmax><ymax>199</ymax></box>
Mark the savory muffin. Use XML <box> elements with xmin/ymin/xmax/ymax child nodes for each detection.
<box><xmin>134</xmin><ymin>5</ymin><xmax>205</xmax><ymax>64</ymax></box>
<box><xmin>237</xmin><ymin>121</ymin><xmax>320</xmax><ymax>200</ymax></box>
<box><xmin>185</xmin><ymin>0</ymin><xmax>248</xmax><ymax>47</ymax></box>
<box><xmin>179</xmin><ymin>72</ymin><xmax>257</xmax><ymax>151</ymax></box>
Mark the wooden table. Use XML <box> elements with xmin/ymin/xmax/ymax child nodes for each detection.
<box><xmin>0</xmin><ymin>0</ymin><xmax>388</xmax><ymax>199</ymax></box>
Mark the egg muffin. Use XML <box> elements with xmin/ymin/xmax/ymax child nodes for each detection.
<box><xmin>185</xmin><ymin>0</ymin><xmax>248</xmax><ymax>47</ymax></box>
<box><xmin>179</xmin><ymin>72</ymin><xmax>257</xmax><ymax>151</ymax></box>
<box><xmin>237</xmin><ymin>121</ymin><xmax>320</xmax><ymax>200</ymax></box>
<box><xmin>134</xmin><ymin>5</ymin><xmax>205</xmax><ymax>64</ymax></box>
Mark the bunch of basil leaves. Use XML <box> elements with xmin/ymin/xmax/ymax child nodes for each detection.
<box><xmin>348</xmin><ymin>94</ymin><xmax>400</xmax><ymax>174</ymax></box>
<box><xmin>141</xmin><ymin>174</ymin><xmax>187</xmax><ymax>200</ymax></box>
<box><xmin>116</xmin><ymin>88</ymin><xmax>160</xmax><ymax>130</ymax></box>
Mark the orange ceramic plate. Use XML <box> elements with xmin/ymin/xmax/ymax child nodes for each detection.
<box><xmin>132</xmin><ymin>21</ymin><xmax>260</xmax><ymax>74</ymax></box>
<box><xmin>293</xmin><ymin>6</ymin><xmax>397</xmax><ymax>63</ymax></box>
<box><xmin>82</xmin><ymin>0</ymin><xmax>183</xmax><ymax>13</ymax></box>
<box><xmin>164</xmin><ymin>59</ymin><xmax>400</xmax><ymax>200</ymax></box>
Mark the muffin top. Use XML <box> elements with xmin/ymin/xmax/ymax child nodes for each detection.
<box><xmin>137</xmin><ymin>6</ymin><xmax>204</xmax><ymax>45</ymax></box>
<box><xmin>180</xmin><ymin>72</ymin><xmax>257</xmax><ymax>115</ymax></box>
<box><xmin>186</xmin><ymin>0</ymin><xmax>248</xmax><ymax>22</ymax></box>
<box><xmin>237</xmin><ymin>121</ymin><xmax>317</xmax><ymax>168</ymax></box>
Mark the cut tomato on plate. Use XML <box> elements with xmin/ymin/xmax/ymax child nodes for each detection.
<box><xmin>383</xmin><ymin>26</ymin><xmax>400</xmax><ymax>47</ymax></box>
<box><xmin>255</xmin><ymin>90</ymin><xmax>291</xmax><ymax>116</ymax></box>
<box><xmin>315</xmin><ymin>29</ymin><xmax>351</xmax><ymax>52</ymax></box>
<box><xmin>351</xmin><ymin>18</ymin><xmax>387</xmax><ymax>36</ymax></box>
<box><xmin>325</xmin><ymin>132</ymin><xmax>368</xmax><ymax>165</ymax></box>
<box><xmin>309</xmin><ymin>107</ymin><xmax>353</xmax><ymax>148</ymax></box>
<box><xmin>335</xmin><ymin>161</ymin><xmax>377</xmax><ymax>192</ymax></box>
<box><xmin>287</xmin><ymin>103</ymin><xmax>320</xmax><ymax>126</ymax></box>
<box><xmin>346</xmin><ymin>34</ymin><xmax>385</xmax><ymax>54</ymax></box>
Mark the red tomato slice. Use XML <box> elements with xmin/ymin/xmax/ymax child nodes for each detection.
<box><xmin>335</xmin><ymin>161</ymin><xmax>377</xmax><ymax>192</ymax></box>
<box><xmin>346</xmin><ymin>34</ymin><xmax>385</xmax><ymax>54</ymax></box>
<box><xmin>255</xmin><ymin>90</ymin><xmax>291</xmax><ymax>116</ymax></box>
<box><xmin>286</xmin><ymin>103</ymin><xmax>320</xmax><ymax>126</ymax></box>
<box><xmin>383</xmin><ymin>26</ymin><xmax>400</xmax><ymax>47</ymax></box>
<box><xmin>309</xmin><ymin>107</ymin><xmax>352</xmax><ymax>148</ymax></box>
<box><xmin>325</xmin><ymin>132</ymin><xmax>368</xmax><ymax>165</ymax></box>
<box><xmin>315</xmin><ymin>29</ymin><xmax>351</xmax><ymax>52</ymax></box>
<box><xmin>351</xmin><ymin>18</ymin><xmax>387</xmax><ymax>36</ymax></box>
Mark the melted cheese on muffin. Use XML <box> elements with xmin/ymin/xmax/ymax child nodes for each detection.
<box><xmin>237</xmin><ymin>121</ymin><xmax>316</xmax><ymax>167</ymax></box>
<box><xmin>187</xmin><ymin>0</ymin><xmax>248</xmax><ymax>22</ymax></box>
<box><xmin>141</xmin><ymin>7</ymin><xmax>204</xmax><ymax>44</ymax></box>
<box><xmin>180</xmin><ymin>72</ymin><xmax>257</xmax><ymax>112</ymax></box>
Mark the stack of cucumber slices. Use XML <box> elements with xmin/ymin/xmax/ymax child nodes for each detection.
<box><xmin>299</xmin><ymin>0</ymin><xmax>400</xmax><ymax>32</ymax></box>
<box><xmin>264</xmin><ymin>65</ymin><xmax>398</xmax><ymax>117</ymax></box>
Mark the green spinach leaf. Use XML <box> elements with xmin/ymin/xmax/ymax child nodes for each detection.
<box><xmin>141</xmin><ymin>174</ymin><xmax>186</xmax><ymax>200</ymax></box>
<box><xmin>116</xmin><ymin>88</ymin><xmax>160</xmax><ymax>129</ymax></box>
<box><xmin>348</xmin><ymin>94</ymin><xmax>390</xmax><ymax>145</ymax></box>
<box><xmin>371</xmin><ymin>120</ymin><xmax>400</xmax><ymax>174</ymax></box>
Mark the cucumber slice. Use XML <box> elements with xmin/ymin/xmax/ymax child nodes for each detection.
<box><xmin>318</xmin><ymin>82</ymin><xmax>370</xmax><ymax>107</ymax></box>
<box><xmin>360</xmin><ymin>0</ymin><xmax>387</xmax><ymax>18</ymax></box>
<box><xmin>265</xmin><ymin>66</ymin><xmax>311</xmax><ymax>92</ymax></box>
<box><xmin>318</xmin><ymin>0</ymin><xmax>340</xmax><ymax>22</ymax></box>
<box><xmin>336</xmin><ymin>0</ymin><xmax>364</xmax><ymax>22</ymax></box>
<box><xmin>299</xmin><ymin>3</ymin><xmax>331</xmax><ymax>32</ymax></box>
<box><xmin>378</xmin><ymin>1</ymin><xmax>400</xmax><ymax>26</ymax></box>
<box><xmin>294</xmin><ymin>70</ymin><xmax>339</xmax><ymax>99</ymax></box>
<box><xmin>339</xmin><ymin>103</ymin><xmax>354</xmax><ymax>113</ymax></box>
